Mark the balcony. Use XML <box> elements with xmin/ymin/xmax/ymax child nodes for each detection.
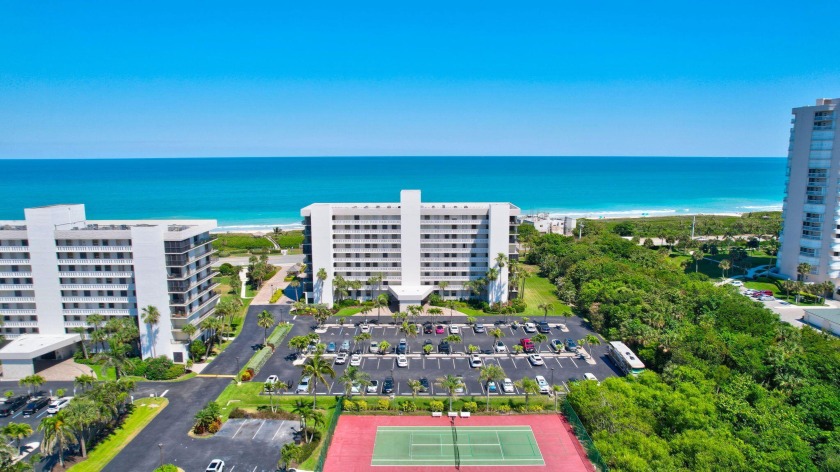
<box><xmin>165</xmin><ymin>248</ymin><xmax>217</xmax><ymax>267</ymax></box>
<box><xmin>332</xmin><ymin>229</ymin><xmax>401</xmax><ymax>234</ymax></box>
<box><xmin>59</xmin><ymin>271</ymin><xmax>133</xmax><ymax>278</ymax></box>
<box><xmin>0</xmin><ymin>297</ymin><xmax>35</xmax><ymax>302</ymax></box>
<box><xmin>164</xmin><ymin>237</ymin><xmax>215</xmax><ymax>254</ymax></box>
<box><xmin>333</xmin><ymin>257</ymin><xmax>401</xmax><ymax>263</ymax></box>
<box><xmin>168</xmin><ymin>271</ymin><xmax>217</xmax><ymax>293</ymax></box>
<box><xmin>171</xmin><ymin>293</ymin><xmax>219</xmax><ymax>319</ymax></box>
<box><xmin>0</xmin><ymin>272</ymin><xmax>32</xmax><ymax>278</ymax></box>
<box><xmin>0</xmin><ymin>284</ymin><xmax>33</xmax><ymax>289</ymax></box>
<box><xmin>1</xmin><ymin>309</ymin><xmax>36</xmax><ymax>315</ymax></box>
<box><xmin>61</xmin><ymin>284</ymin><xmax>130</xmax><ymax>290</ymax></box>
<box><xmin>57</xmin><ymin>259</ymin><xmax>133</xmax><ymax>265</ymax></box>
<box><xmin>4</xmin><ymin>321</ymin><xmax>38</xmax><ymax>328</ymax></box>
<box><xmin>169</xmin><ymin>283</ymin><xmax>220</xmax><ymax>306</ymax></box>
<box><xmin>0</xmin><ymin>247</ymin><xmax>28</xmax><ymax>253</ymax></box>
<box><xmin>0</xmin><ymin>259</ymin><xmax>30</xmax><ymax>265</ymax></box>
<box><xmin>62</xmin><ymin>309</ymin><xmax>131</xmax><ymax>316</ymax></box>
<box><xmin>56</xmin><ymin>246</ymin><xmax>132</xmax><ymax>252</ymax></box>
<box><xmin>62</xmin><ymin>296</ymin><xmax>129</xmax><ymax>303</ymax></box>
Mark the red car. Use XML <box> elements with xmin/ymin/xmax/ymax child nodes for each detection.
<box><xmin>520</xmin><ymin>338</ymin><xmax>535</xmax><ymax>353</ymax></box>
<box><xmin>435</xmin><ymin>325</ymin><xmax>445</xmax><ymax>334</ymax></box>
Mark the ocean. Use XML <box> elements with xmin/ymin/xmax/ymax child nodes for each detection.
<box><xmin>0</xmin><ymin>156</ymin><xmax>786</xmax><ymax>230</ymax></box>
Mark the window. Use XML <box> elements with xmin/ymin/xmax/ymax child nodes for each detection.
<box><xmin>799</xmin><ymin>247</ymin><xmax>819</xmax><ymax>257</ymax></box>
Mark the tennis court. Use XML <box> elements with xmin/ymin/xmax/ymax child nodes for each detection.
<box><xmin>371</xmin><ymin>425</ymin><xmax>544</xmax><ymax>467</ymax></box>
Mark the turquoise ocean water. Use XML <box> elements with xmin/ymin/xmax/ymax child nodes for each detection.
<box><xmin>0</xmin><ymin>157</ymin><xmax>785</xmax><ymax>230</ymax></box>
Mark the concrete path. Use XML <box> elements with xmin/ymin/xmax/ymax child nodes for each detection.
<box><xmin>212</xmin><ymin>254</ymin><xmax>305</xmax><ymax>267</ymax></box>
<box><xmin>33</xmin><ymin>359</ymin><xmax>94</xmax><ymax>382</ymax></box>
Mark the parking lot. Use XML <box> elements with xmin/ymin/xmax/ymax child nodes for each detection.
<box><xmin>258</xmin><ymin>314</ymin><xmax>622</xmax><ymax>398</ymax></box>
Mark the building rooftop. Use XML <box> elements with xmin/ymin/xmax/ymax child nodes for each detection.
<box><xmin>0</xmin><ymin>334</ymin><xmax>81</xmax><ymax>360</ymax></box>
<box><xmin>804</xmin><ymin>308</ymin><xmax>840</xmax><ymax>323</ymax></box>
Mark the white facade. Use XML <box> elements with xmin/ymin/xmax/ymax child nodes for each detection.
<box><xmin>301</xmin><ymin>190</ymin><xmax>520</xmax><ymax>310</ymax></box>
<box><xmin>777</xmin><ymin>98</ymin><xmax>840</xmax><ymax>286</ymax></box>
<box><xmin>0</xmin><ymin>204</ymin><xmax>218</xmax><ymax>362</ymax></box>
<box><xmin>521</xmin><ymin>214</ymin><xmax>577</xmax><ymax>236</ymax></box>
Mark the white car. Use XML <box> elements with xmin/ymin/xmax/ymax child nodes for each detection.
<box><xmin>535</xmin><ymin>375</ymin><xmax>550</xmax><ymax>394</ymax></box>
<box><xmin>351</xmin><ymin>382</ymin><xmax>362</xmax><ymax>395</ymax></box>
<box><xmin>528</xmin><ymin>354</ymin><xmax>544</xmax><ymax>366</ymax></box>
<box><xmin>469</xmin><ymin>354</ymin><xmax>483</xmax><ymax>368</ymax></box>
<box><xmin>360</xmin><ymin>323</ymin><xmax>370</xmax><ymax>333</ymax></box>
<box><xmin>524</xmin><ymin>323</ymin><xmax>537</xmax><ymax>333</ymax></box>
<box><xmin>454</xmin><ymin>375</ymin><xmax>465</xmax><ymax>394</ymax></box>
<box><xmin>206</xmin><ymin>459</ymin><xmax>225</xmax><ymax>472</ymax></box>
<box><xmin>264</xmin><ymin>375</ymin><xmax>280</xmax><ymax>390</ymax></box>
<box><xmin>296</xmin><ymin>376</ymin><xmax>311</xmax><ymax>393</ymax></box>
<box><xmin>335</xmin><ymin>352</ymin><xmax>348</xmax><ymax>364</ymax></box>
<box><xmin>494</xmin><ymin>341</ymin><xmax>508</xmax><ymax>353</ymax></box>
<box><xmin>557</xmin><ymin>323</ymin><xmax>568</xmax><ymax>331</ymax></box>
<box><xmin>502</xmin><ymin>378</ymin><xmax>515</xmax><ymax>393</ymax></box>
<box><xmin>759</xmin><ymin>295</ymin><xmax>775</xmax><ymax>301</ymax></box>
<box><xmin>367</xmin><ymin>380</ymin><xmax>379</xmax><ymax>394</ymax></box>
<box><xmin>47</xmin><ymin>397</ymin><xmax>71</xmax><ymax>415</ymax></box>
<box><xmin>583</xmin><ymin>373</ymin><xmax>599</xmax><ymax>384</ymax></box>
<box><xmin>731</xmin><ymin>280</ymin><xmax>744</xmax><ymax>287</ymax></box>
<box><xmin>396</xmin><ymin>355</ymin><xmax>408</xmax><ymax>367</ymax></box>
<box><xmin>449</xmin><ymin>325</ymin><xmax>460</xmax><ymax>334</ymax></box>
<box><xmin>349</xmin><ymin>353</ymin><xmax>362</xmax><ymax>366</ymax></box>
<box><xmin>369</xmin><ymin>341</ymin><xmax>380</xmax><ymax>353</ymax></box>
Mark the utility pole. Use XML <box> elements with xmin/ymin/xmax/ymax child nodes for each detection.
<box><xmin>578</xmin><ymin>221</ymin><xmax>584</xmax><ymax>240</ymax></box>
<box><xmin>691</xmin><ymin>215</ymin><xmax>696</xmax><ymax>239</ymax></box>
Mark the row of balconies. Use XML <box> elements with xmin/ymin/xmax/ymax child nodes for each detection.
<box><xmin>58</xmin><ymin>259</ymin><xmax>133</xmax><ymax>265</ymax></box>
<box><xmin>61</xmin><ymin>284</ymin><xmax>130</xmax><ymax>290</ymax></box>
<box><xmin>0</xmin><ymin>259</ymin><xmax>30</xmax><ymax>265</ymax></box>
<box><xmin>0</xmin><ymin>284</ymin><xmax>33</xmax><ymax>289</ymax></box>
<box><xmin>60</xmin><ymin>271</ymin><xmax>133</xmax><ymax>277</ymax></box>
<box><xmin>171</xmin><ymin>292</ymin><xmax>219</xmax><ymax>318</ymax></box>
<box><xmin>62</xmin><ymin>296</ymin><xmax>130</xmax><ymax>303</ymax></box>
<box><xmin>55</xmin><ymin>245</ymin><xmax>132</xmax><ymax>252</ymax></box>
<box><xmin>168</xmin><ymin>271</ymin><xmax>217</xmax><ymax>293</ymax></box>
<box><xmin>170</xmin><ymin>283</ymin><xmax>220</xmax><ymax>306</ymax></box>
<box><xmin>164</xmin><ymin>236</ymin><xmax>215</xmax><ymax>255</ymax></box>
<box><xmin>0</xmin><ymin>246</ymin><xmax>29</xmax><ymax>252</ymax></box>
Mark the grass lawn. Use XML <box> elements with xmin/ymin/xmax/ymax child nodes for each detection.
<box><xmin>520</xmin><ymin>274</ymin><xmax>572</xmax><ymax>317</ymax></box>
<box><xmin>335</xmin><ymin>306</ymin><xmax>363</xmax><ymax>317</ymax></box>
<box><xmin>68</xmin><ymin>397</ymin><xmax>169</xmax><ymax>472</ymax></box>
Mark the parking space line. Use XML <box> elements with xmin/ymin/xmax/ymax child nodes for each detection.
<box><xmin>252</xmin><ymin>420</ymin><xmax>265</xmax><ymax>439</ymax></box>
<box><xmin>271</xmin><ymin>423</ymin><xmax>285</xmax><ymax>441</ymax></box>
<box><xmin>570</xmin><ymin>358</ymin><xmax>578</xmax><ymax>368</ymax></box>
<box><xmin>554</xmin><ymin>357</ymin><xmax>563</xmax><ymax>368</ymax></box>
<box><xmin>509</xmin><ymin>356</ymin><xmax>517</xmax><ymax>368</ymax></box>
<box><xmin>232</xmin><ymin>421</ymin><xmax>246</xmax><ymax>438</ymax></box>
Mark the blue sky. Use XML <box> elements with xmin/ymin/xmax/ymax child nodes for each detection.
<box><xmin>1</xmin><ymin>1</ymin><xmax>838</xmax><ymax>158</ymax></box>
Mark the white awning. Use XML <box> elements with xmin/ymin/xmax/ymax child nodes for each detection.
<box><xmin>0</xmin><ymin>334</ymin><xmax>81</xmax><ymax>360</ymax></box>
<box><xmin>387</xmin><ymin>285</ymin><xmax>435</xmax><ymax>301</ymax></box>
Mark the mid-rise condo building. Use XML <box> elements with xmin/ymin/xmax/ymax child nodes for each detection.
<box><xmin>0</xmin><ymin>204</ymin><xmax>218</xmax><ymax>373</ymax></box>
<box><xmin>777</xmin><ymin>98</ymin><xmax>840</xmax><ymax>285</ymax></box>
<box><xmin>301</xmin><ymin>190</ymin><xmax>520</xmax><ymax>310</ymax></box>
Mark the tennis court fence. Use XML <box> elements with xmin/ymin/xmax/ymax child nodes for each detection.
<box><xmin>561</xmin><ymin>397</ymin><xmax>609</xmax><ymax>471</ymax></box>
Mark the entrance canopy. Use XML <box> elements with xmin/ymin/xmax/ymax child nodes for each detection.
<box><xmin>0</xmin><ymin>334</ymin><xmax>80</xmax><ymax>379</ymax></box>
<box><xmin>388</xmin><ymin>285</ymin><xmax>435</xmax><ymax>311</ymax></box>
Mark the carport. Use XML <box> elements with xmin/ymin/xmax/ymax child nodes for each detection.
<box><xmin>0</xmin><ymin>334</ymin><xmax>81</xmax><ymax>380</ymax></box>
<box><xmin>388</xmin><ymin>285</ymin><xmax>435</xmax><ymax>311</ymax></box>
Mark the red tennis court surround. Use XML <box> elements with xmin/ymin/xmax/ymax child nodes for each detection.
<box><xmin>323</xmin><ymin>414</ymin><xmax>595</xmax><ymax>472</ymax></box>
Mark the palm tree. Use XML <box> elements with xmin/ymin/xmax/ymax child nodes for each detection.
<box><xmin>300</xmin><ymin>352</ymin><xmax>335</xmax><ymax>408</ymax></box>
<box><xmin>38</xmin><ymin>413</ymin><xmax>76</xmax><ymax>468</ymax></box>
<box><xmin>428</xmin><ymin>307</ymin><xmax>443</xmax><ymax>324</ymax></box>
<box><xmin>95</xmin><ymin>340</ymin><xmax>131</xmax><ymax>380</ymax></box>
<box><xmin>74</xmin><ymin>375</ymin><xmax>96</xmax><ymax>391</ymax></box>
<box><xmin>71</xmin><ymin>327</ymin><xmax>90</xmax><ymax>360</ymax></box>
<box><xmin>400</xmin><ymin>321</ymin><xmax>418</xmax><ymax>338</ymax></box>
<box><xmin>291</xmin><ymin>400</ymin><xmax>312</xmax><ymax>431</ymax></box>
<box><xmin>478</xmin><ymin>364</ymin><xmax>506</xmax><ymax>411</ymax></box>
<box><xmin>407</xmin><ymin>379</ymin><xmax>423</xmax><ymax>400</ymax></box>
<box><xmin>257</xmin><ymin>310</ymin><xmax>276</xmax><ymax>345</ymax></box>
<box><xmin>373</xmin><ymin>294</ymin><xmax>389</xmax><ymax>323</ymax></box>
<box><xmin>485</xmin><ymin>268</ymin><xmax>499</xmax><ymax>302</ymax></box>
<box><xmin>19</xmin><ymin>375</ymin><xmax>46</xmax><ymax>397</ymax></box>
<box><xmin>489</xmin><ymin>327</ymin><xmax>504</xmax><ymax>344</ymax></box>
<box><xmin>367</xmin><ymin>274</ymin><xmax>382</xmax><ymax>302</ymax></box>
<box><xmin>532</xmin><ymin>333</ymin><xmax>547</xmax><ymax>353</ymax></box>
<box><xmin>437</xmin><ymin>281</ymin><xmax>450</xmax><ymax>302</ymax></box>
<box><xmin>581</xmin><ymin>334</ymin><xmax>601</xmax><ymax>357</ymax></box>
<box><xmin>338</xmin><ymin>366</ymin><xmax>369</xmax><ymax>399</ymax></box>
<box><xmin>353</xmin><ymin>332</ymin><xmax>370</xmax><ymax>352</ymax></box>
<box><xmin>436</xmin><ymin>375</ymin><xmax>464</xmax><ymax>412</ymax></box>
<box><xmin>86</xmin><ymin>313</ymin><xmax>106</xmax><ymax>353</ymax></box>
<box><xmin>63</xmin><ymin>397</ymin><xmax>100</xmax><ymax>457</ymax></box>
<box><xmin>141</xmin><ymin>305</ymin><xmax>161</xmax><ymax>358</ymax></box>
<box><xmin>538</xmin><ymin>302</ymin><xmax>553</xmax><ymax>322</ymax></box>
<box><xmin>3</xmin><ymin>422</ymin><xmax>33</xmax><ymax>453</ymax></box>
<box><xmin>718</xmin><ymin>259</ymin><xmax>731</xmax><ymax>279</ymax></box>
<box><xmin>201</xmin><ymin>316</ymin><xmax>225</xmax><ymax>358</ymax></box>
<box><xmin>280</xmin><ymin>443</ymin><xmax>303</xmax><ymax>471</ymax></box>
<box><xmin>691</xmin><ymin>250</ymin><xmax>704</xmax><ymax>273</ymax></box>
<box><xmin>514</xmin><ymin>377</ymin><xmax>540</xmax><ymax>405</ymax></box>
<box><xmin>316</xmin><ymin>268</ymin><xmax>328</xmax><ymax>303</ymax></box>
<box><xmin>181</xmin><ymin>323</ymin><xmax>197</xmax><ymax>348</ymax></box>
<box><xmin>264</xmin><ymin>380</ymin><xmax>288</xmax><ymax>413</ymax></box>
<box><xmin>447</xmin><ymin>300</ymin><xmax>457</xmax><ymax>322</ymax></box>
<box><xmin>797</xmin><ymin>262</ymin><xmax>812</xmax><ymax>282</ymax></box>
<box><xmin>289</xmin><ymin>279</ymin><xmax>301</xmax><ymax>302</ymax></box>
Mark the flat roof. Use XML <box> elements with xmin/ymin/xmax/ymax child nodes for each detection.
<box><xmin>388</xmin><ymin>285</ymin><xmax>435</xmax><ymax>300</ymax></box>
<box><xmin>804</xmin><ymin>308</ymin><xmax>840</xmax><ymax>323</ymax></box>
<box><xmin>0</xmin><ymin>334</ymin><xmax>81</xmax><ymax>360</ymax></box>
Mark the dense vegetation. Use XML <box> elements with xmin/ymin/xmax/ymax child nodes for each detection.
<box><xmin>525</xmin><ymin>233</ymin><xmax>840</xmax><ymax>471</ymax></box>
<box><xmin>213</xmin><ymin>230</ymin><xmax>303</xmax><ymax>256</ymax></box>
<box><xmin>574</xmin><ymin>212</ymin><xmax>782</xmax><ymax>239</ymax></box>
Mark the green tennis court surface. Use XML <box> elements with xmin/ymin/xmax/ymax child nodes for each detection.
<box><xmin>371</xmin><ymin>425</ymin><xmax>545</xmax><ymax>467</ymax></box>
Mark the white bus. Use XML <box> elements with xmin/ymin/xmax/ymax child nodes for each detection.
<box><xmin>608</xmin><ymin>341</ymin><xmax>645</xmax><ymax>376</ymax></box>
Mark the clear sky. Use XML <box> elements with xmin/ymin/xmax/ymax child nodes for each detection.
<box><xmin>1</xmin><ymin>1</ymin><xmax>838</xmax><ymax>158</ymax></box>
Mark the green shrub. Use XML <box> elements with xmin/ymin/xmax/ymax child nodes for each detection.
<box><xmin>343</xmin><ymin>399</ymin><xmax>356</xmax><ymax>411</ymax></box>
<box><xmin>190</xmin><ymin>340</ymin><xmax>206</xmax><ymax>361</ymax></box>
<box><xmin>528</xmin><ymin>404</ymin><xmax>544</xmax><ymax>412</ymax></box>
<box><xmin>126</xmin><ymin>358</ymin><xmax>148</xmax><ymax>377</ymax></box>
<box><xmin>153</xmin><ymin>465</ymin><xmax>179</xmax><ymax>472</ymax></box>
<box><xmin>510</xmin><ymin>298</ymin><xmax>527</xmax><ymax>313</ymax></box>
<box><xmin>429</xmin><ymin>400</ymin><xmax>444</xmax><ymax>412</ymax></box>
<box><xmin>462</xmin><ymin>402</ymin><xmax>478</xmax><ymax>413</ymax></box>
<box><xmin>218</xmin><ymin>263</ymin><xmax>237</xmax><ymax>277</ymax></box>
<box><xmin>269</xmin><ymin>289</ymin><xmax>284</xmax><ymax>303</ymax></box>
<box><xmin>165</xmin><ymin>364</ymin><xmax>185</xmax><ymax>380</ymax></box>
<box><xmin>398</xmin><ymin>400</ymin><xmax>417</xmax><ymax>412</ymax></box>
<box><xmin>497</xmin><ymin>404</ymin><xmax>511</xmax><ymax>414</ymax></box>
<box><xmin>298</xmin><ymin>436</ymin><xmax>321</xmax><ymax>463</ymax></box>
<box><xmin>376</xmin><ymin>399</ymin><xmax>391</xmax><ymax>411</ymax></box>
<box><xmin>356</xmin><ymin>400</ymin><xmax>368</xmax><ymax>411</ymax></box>
<box><xmin>145</xmin><ymin>356</ymin><xmax>175</xmax><ymax>380</ymax></box>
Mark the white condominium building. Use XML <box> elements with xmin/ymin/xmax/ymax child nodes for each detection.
<box><xmin>778</xmin><ymin>98</ymin><xmax>840</xmax><ymax>284</ymax></box>
<box><xmin>0</xmin><ymin>204</ymin><xmax>218</xmax><ymax>367</ymax></box>
<box><xmin>301</xmin><ymin>190</ymin><xmax>520</xmax><ymax>310</ymax></box>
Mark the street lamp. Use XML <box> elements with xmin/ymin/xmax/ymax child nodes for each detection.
<box><xmin>158</xmin><ymin>443</ymin><xmax>163</xmax><ymax>468</ymax></box>
<box><xmin>235</xmin><ymin>356</ymin><xmax>240</xmax><ymax>373</ymax></box>
<box><xmin>550</xmin><ymin>368</ymin><xmax>555</xmax><ymax>387</ymax></box>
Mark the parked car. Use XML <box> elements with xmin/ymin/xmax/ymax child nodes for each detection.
<box><xmin>396</xmin><ymin>355</ymin><xmax>408</xmax><ymax>367</ymax></box>
<box><xmin>502</xmin><ymin>378</ymin><xmax>515</xmax><ymax>393</ymax></box>
<box><xmin>494</xmin><ymin>340</ymin><xmax>508</xmax><ymax>353</ymax></box>
<box><xmin>383</xmin><ymin>377</ymin><xmax>395</xmax><ymax>394</ymax></box>
<box><xmin>47</xmin><ymin>397</ymin><xmax>72</xmax><ymax>415</ymax></box>
<box><xmin>473</xmin><ymin>323</ymin><xmax>486</xmax><ymax>333</ymax></box>
<box><xmin>423</xmin><ymin>339</ymin><xmax>434</xmax><ymax>351</ymax></box>
<box><xmin>397</xmin><ymin>338</ymin><xmax>407</xmax><ymax>354</ymax></box>
<box><xmin>326</xmin><ymin>342</ymin><xmax>336</xmax><ymax>353</ymax></box>
<box><xmin>22</xmin><ymin>397</ymin><xmax>49</xmax><ymax>417</ymax></box>
<box><xmin>583</xmin><ymin>373</ymin><xmax>600</xmax><ymax>384</ymax></box>
<box><xmin>557</xmin><ymin>323</ymin><xmax>568</xmax><ymax>331</ymax></box>
<box><xmin>296</xmin><ymin>376</ymin><xmax>311</xmax><ymax>394</ymax></box>
<box><xmin>438</xmin><ymin>340</ymin><xmax>451</xmax><ymax>354</ymax></box>
<box><xmin>469</xmin><ymin>354</ymin><xmax>483</xmax><ymax>368</ymax></box>
<box><xmin>454</xmin><ymin>375</ymin><xmax>465</xmax><ymax>394</ymax></box>
<box><xmin>524</xmin><ymin>322</ymin><xmax>537</xmax><ymax>333</ymax></box>
<box><xmin>335</xmin><ymin>352</ymin><xmax>348</xmax><ymax>364</ymax></box>
<box><xmin>731</xmin><ymin>280</ymin><xmax>744</xmax><ymax>287</ymax></box>
<box><xmin>0</xmin><ymin>396</ymin><xmax>26</xmax><ymax>417</ymax></box>
<box><xmin>528</xmin><ymin>354</ymin><xmax>544</xmax><ymax>366</ymax></box>
<box><xmin>369</xmin><ymin>341</ymin><xmax>380</xmax><ymax>353</ymax></box>
<box><xmin>423</xmin><ymin>322</ymin><xmax>434</xmax><ymax>334</ymax></box>
<box><xmin>367</xmin><ymin>380</ymin><xmax>379</xmax><ymax>394</ymax></box>
<box><xmin>435</xmin><ymin>325</ymin><xmax>445</xmax><ymax>334</ymax></box>
<box><xmin>759</xmin><ymin>295</ymin><xmax>775</xmax><ymax>301</ymax></box>
<box><xmin>550</xmin><ymin>339</ymin><xmax>565</xmax><ymax>352</ymax></box>
<box><xmin>419</xmin><ymin>377</ymin><xmax>430</xmax><ymax>392</ymax></box>
<box><xmin>449</xmin><ymin>325</ymin><xmax>460</xmax><ymax>334</ymax></box>
<box><xmin>340</xmin><ymin>340</ymin><xmax>350</xmax><ymax>352</ymax></box>
<box><xmin>535</xmin><ymin>375</ymin><xmax>550</xmax><ymax>394</ymax></box>
<box><xmin>520</xmin><ymin>338</ymin><xmax>535</xmax><ymax>353</ymax></box>
<box><xmin>565</xmin><ymin>339</ymin><xmax>578</xmax><ymax>351</ymax></box>
<box><xmin>537</xmin><ymin>321</ymin><xmax>551</xmax><ymax>333</ymax></box>
<box><xmin>487</xmin><ymin>380</ymin><xmax>498</xmax><ymax>393</ymax></box>
<box><xmin>206</xmin><ymin>459</ymin><xmax>225</xmax><ymax>472</ymax></box>
<box><xmin>360</xmin><ymin>323</ymin><xmax>370</xmax><ymax>333</ymax></box>
<box><xmin>265</xmin><ymin>375</ymin><xmax>280</xmax><ymax>389</ymax></box>
<box><xmin>351</xmin><ymin>382</ymin><xmax>362</xmax><ymax>395</ymax></box>
<box><xmin>349</xmin><ymin>353</ymin><xmax>362</xmax><ymax>366</ymax></box>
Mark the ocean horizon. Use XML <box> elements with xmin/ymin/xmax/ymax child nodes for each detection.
<box><xmin>0</xmin><ymin>156</ymin><xmax>786</xmax><ymax>230</ymax></box>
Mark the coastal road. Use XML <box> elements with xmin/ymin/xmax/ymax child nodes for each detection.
<box><xmin>213</xmin><ymin>254</ymin><xmax>304</xmax><ymax>267</ymax></box>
